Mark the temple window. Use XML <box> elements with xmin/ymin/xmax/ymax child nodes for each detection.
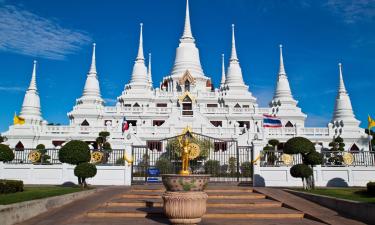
<box><xmin>81</xmin><ymin>120</ymin><xmax>90</xmax><ymax>126</ymax></box>
<box><xmin>207</xmin><ymin>104</ymin><xmax>218</xmax><ymax>108</ymax></box>
<box><xmin>153</xmin><ymin>120</ymin><xmax>165</xmax><ymax>126</ymax></box>
<box><xmin>285</xmin><ymin>121</ymin><xmax>294</xmax><ymax>127</ymax></box>
<box><xmin>184</xmin><ymin>80</ymin><xmax>190</xmax><ymax>92</ymax></box>
<box><xmin>156</xmin><ymin>103</ymin><xmax>167</xmax><ymax>107</ymax></box>
<box><xmin>15</xmin><ymin>141</ymin><xmax>24</xmax><ymax>151</ymax></box>
<box><xmin>234</xmin><ymin>103</ymin><xmax>241</xmax><ymax>108</ymax></box>
<box><xmin>210</xmin><ymin>121</ymin><xmax>222</xmax><ymax>127</ymax></box>
<box><xmin>182</xmin><ymin>95</ymin><xmax>193</xmax><ymax>116</ymax></box>
<box><xmin>237</xmin><ymin>121</ymin><xmax>250</xmax><ymax>128</ymax></box>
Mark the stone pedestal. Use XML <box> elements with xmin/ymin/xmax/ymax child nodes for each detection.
<box><xmin>161</xmin><ymin>174</ymin><xmax>210</xmax><ymax>225</ymax></box>
<box><xmin>162</xmin><ymin>191</ymin><xmax>208</xmax><ymax>225</ymax></box>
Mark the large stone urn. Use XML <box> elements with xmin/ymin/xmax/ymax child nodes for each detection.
<box><xmin>162</xmin><ymin>174</ymin><xmax>210</xmax><ymax>225</ymax></box>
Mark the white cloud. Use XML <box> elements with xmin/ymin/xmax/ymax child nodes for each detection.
<box><xmin>0</xmin><ymin>5</ymin><xmax>91</xmax><ymax>60</ymax></box>
<box><xmin>325</xmin><ymin>0</ymin><xmax>375</xmax><ymax>23</ymax></box>
<box><xmin>0</xmin><ymin>86</ymin><xmax>24</xmax><ymax>92</ymax></box>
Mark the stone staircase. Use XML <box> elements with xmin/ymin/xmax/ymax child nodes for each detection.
<box><xmin>84</xmin><ymin>184</ymin><xmax>325</xmax><ymax>224</ymax></box>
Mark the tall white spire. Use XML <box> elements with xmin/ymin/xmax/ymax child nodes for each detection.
<box><xmin>230</xmin><ymin>24</ymin><xmax>238</xmax><ymax>62</ymax></box>
<box><xmin>20</xmin><ymin>60</ymin><xmax>42</xmax><ymax>123</ymax></box>
<box><xmin>148</xmin><ymin>53</ymin><xmax>153</xmax><ymax>87</ymax></box>
<box><xmin>221</xmin><ymin>54</ymin><xmax>226</xmax><ymax>86</ymax></box>
<box><xmin>136</xmin><ymin>23</ymin><xmax>145</xmax><ymax>61</ymax></box>
<box><xmin>181</xmin><ymin>0</ymin><xmax>194</xmax><ymax>41</ymax></box>
<box><xmin>225</xmin><ymin>24</ymin><xmax>245</xmax><ymax>86</ymax></box>
<box><xmin>271</xmin><ymin>44</ymin><xmax>295</xmax><ymax>105</ymax></box>
<box><xmin>129</xmin><ymin>23</ymin><xmax>149</xmax><ymax>87</ymax></box>
<box><xmin>89</xmin><ymin>43</ymin><xmax>97</xmax><ymax>74</ymax></box>
<box><xmin>80</xmin><ymin>43</ymin><xmax>103</xmax><ymax>105</ymax></box>
<box><xmin>170</xmin><ymin>0</ymin><xmax>204</xmax><ymax>78</ymax></box>
<box><xmin>279</xmin><ymin>44</ymin><xmax>286</xmax><ymax>75</ymax></box>
<box><xmin>332</xmin><ymin>63</ymin><xmax>359</xmax><ymax>127</ymax></box>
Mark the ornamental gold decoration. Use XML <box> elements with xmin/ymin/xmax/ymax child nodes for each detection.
<box><xmin>343</xmin><ymin>152</ymin><xmax>354</xmax><ymax>165</ymax></box>
<box><xmin>188</xmin><ymin>143</ymin><xmax>200</xmax><ymax>160</ymax></box>
<box><xmin>281</xmin><ymin>154</ymin><xmax>293</xmax><ymax>165</ymax></box>
<box><xmin>28</xmin><ymin>150</ymin><xmax>41</xmax><ymax>163</ymax></box>
<box><xmin>124</xmin><ymin>153</ymin><xmax>134</xmax><ymax>164</ymax></box>
<box><xmin>91</xmin><ymin>151</ymin><xmax>103</xmax><ymax>164</ymax></box>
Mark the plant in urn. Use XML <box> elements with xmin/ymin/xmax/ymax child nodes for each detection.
<box><xmin>162</xmin><ymin>127</ymin><xmax>210</xmax><ymax>225</ymax></box>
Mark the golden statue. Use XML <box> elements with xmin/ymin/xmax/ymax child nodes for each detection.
<box><xmin>180</xmin><ymin>137</ymin><xmax>191</xmax><ymax>175</ymax></box>
<box><xmin>178</xmin><ymin>127</ymin><xmax>201</xmax><ymax>176</ymax></box>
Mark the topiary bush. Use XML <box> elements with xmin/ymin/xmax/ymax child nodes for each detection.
<box><xmin>0</xmin><ymin>179</ymin><xmax>24</xmax><ymax>194</ymax></box>
<box><xmin>204</xmin><ymin>160</ymin><xmax>220</xmax><ymax>176</ymax></box>
<box><xmin>240</xmin><ymin>162</ymin><xmax>253</xmax><ymax>177</ymax></box>
<box><xmin>290</xmin><ymin>164</ymin><xmax>313</xmax><ymax>179</ymax></box>
<box><xmin>284</xmin><ymin>137</ymin><xmax>321</xmax><ymax>190</ymax></box>
<box><xmin>74</xmin><ymin>162</ymin><xmax>97</xmax><ymax>188</ymax></box>
<box><xmin>0</xmin><ymin>144</ymin><xmax>14</xmax><ymax>162</ymax></box>
<box><xmin>284</xmin><ymin>137</ymin><xmax>315</xmax><ymax>155</ymax></box>
<box><xmin>304</xmin><ymin>151</ymin><xmax>323</xmax><ymax>166</ymax></box>
<box><xmin>59</xmin><ymin>140</ymin><xmax>90</xmax><ymax>165</ymax></box>
<box><xmin>367</xmin><ymin>182</ymin><xmax>375</xmax><ymax>195</ymax></box>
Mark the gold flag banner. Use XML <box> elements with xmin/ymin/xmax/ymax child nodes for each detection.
<box><xmin>13</xmin><ymin>114</ymin><xmax>25</xmax><ymax>125</ymax></box>
<box><xmin>368</xmin><ymin>115</ymin><xmax>375</xmax><ymax>129</ymax></box>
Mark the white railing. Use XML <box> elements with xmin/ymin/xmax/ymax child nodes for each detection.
<box><xmin>265</xmin><ymin>127</ymin><xmax>330</xmax><ymax>137</ymax></box>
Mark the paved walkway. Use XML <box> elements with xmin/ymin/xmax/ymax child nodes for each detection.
<box><xmin>17</xmin><ymin>185</ymin><xmax>365</xmax><ymax>225</ymax></box>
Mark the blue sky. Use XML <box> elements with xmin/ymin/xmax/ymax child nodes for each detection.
<box><xmin>0</xmin><ymin>0</ymin><xmax>374</xmax><ymax>132</ymax></box>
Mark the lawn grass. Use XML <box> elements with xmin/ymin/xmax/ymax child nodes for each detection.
<box><xmin>0</xmin><ymin>186</ymin><xmax>83</xmax><ymax>205</ymax></box>
<box><xmin>299</xmin><ymin>188</ymin><xmax>375</xmax><ymax>203</ymax></box>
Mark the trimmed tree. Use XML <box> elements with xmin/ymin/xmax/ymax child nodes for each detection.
<box><xmin>328</xmin><ymin>136</ymin><xmax>345</xmax><ymax>165</ymax></box>
<box><xmin>36</xmin><ymin>144</ymin><xmax>50</xmax><ymax>164</ymax></box>
<box><xmin>74</xmin><ymin>162</ymin><xmax>97</xmax><ymax>188</ymax></box>
<box><xmin>96</xmin><ymin>131</ymin><xmax>112</xmax><ymax>163</ymax></box>
<box><xmin>59</xmin><ymin>140</ymin><xmax>96</xmax><ymax>188</ymax></box>
<box><xmin>0</xmin><ymin>144</ymin><xmax>14</xmax><ymax>162</ymax></box>
<box><xmin>284</xmin><ymin>137</ymin><xmax>322</xmax><ymax>190</ymax></box>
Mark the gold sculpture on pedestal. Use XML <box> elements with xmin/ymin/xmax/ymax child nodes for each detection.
<box><xmin>178</xmin><ymin>127</ymin><xmax>200</xmax><ymax>176</ymax></box>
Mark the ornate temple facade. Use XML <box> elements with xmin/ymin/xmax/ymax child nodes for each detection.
<box><xmin>2</xmin><ymin>0</ymin><xmax>369</xmax><ymax>151</ymax></box>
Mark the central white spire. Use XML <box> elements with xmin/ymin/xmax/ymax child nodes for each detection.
<box><xmin>170</xmin><ymin>0</ymin><xmax>204</xmax><ymax>78</ymax></box>
<box><xmin>225</xmin><ymin>24</ymin><xmax>245</xmax><ymax>86</ymax></box>
<box><xmin>271</xmin><ymin>44</ymin><xmax>295</xmax><ymax>105</ymax></box>
<box><xmin>80</xmin><ymin>43</ymin><xmax>103</xmax><ymax>105</ymax></box>
<box><xmin>181</xmin><ymin>0</ymin><xmax>194</xmax><ymax>42</ymax></box>
<box><xmin>20</xmin><ymin>60</ymin><xmax>42</xmax><ymax>123</ymax></box>
<box><xmin>332</xmin><ymin>63</ymin><xmax>359</xmax><ymax>127</ymax></box>
<box><xmin>129</xmin><ymin>23</ymin><xmax>148</xmax><ymax>87</ymax></box>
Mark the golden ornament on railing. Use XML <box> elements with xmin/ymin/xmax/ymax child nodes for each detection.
<box><xmin>124</xmin><ymin>153</ymin><xmax>134</xmax><ymax>164</ymax></box>
<box><xmin>28</xmin><ymin>150</ymin><xmax>41</xmax><ymax>163</ymax></box>
<box><xmin>188</xmin><ymin>143</ymin><xmax>200</xmax><ymax>160</ymax></box>
<box><xmin>90</xmin><ymin>151</ymin><xmax>103</xmax><ymax>164</ymax></box>
<box><xmin>343</xmin><ymin>152</ymin><xmax>354</xmax><ymax>165</ymax></box>
<box><xmin>281</xmin><ymin>154</ymin><xmax>293</xmax><ymax>165</ymax></box>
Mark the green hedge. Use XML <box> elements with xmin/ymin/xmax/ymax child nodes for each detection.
<box><xmin>0</xmin><ymin>180</ymin><xmax>24</xmax><ymax>194</ymax></box>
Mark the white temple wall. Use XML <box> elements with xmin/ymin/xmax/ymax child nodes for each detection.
<box><xmin>254</xmin><ymin>166</ymin><xmax>375</xmax><ymax>187</ymax></box>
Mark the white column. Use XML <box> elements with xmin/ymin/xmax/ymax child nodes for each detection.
<box><xmin>252</xmin><ymin>140</ymin><xmax>265</xmax><ymax>187</ymax></box>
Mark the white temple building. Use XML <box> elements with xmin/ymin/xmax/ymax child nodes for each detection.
<box><xmin>2</xmin><ymin>0</ymin><xmax>369</xmax><ymax>152</ymax></box>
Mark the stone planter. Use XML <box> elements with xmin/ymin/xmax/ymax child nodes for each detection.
<box><xmin>162</xmin><ymin>174</ymin><xmax>210</xmax><ymax>225</ymax></box>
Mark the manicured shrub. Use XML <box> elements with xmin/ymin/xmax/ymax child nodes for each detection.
<box><xmin>290</xmin><ymin>164</ymin><xmax>313</xmax><ymax>179</ymax></box>
<box><xmin>155</xmin><ymin>157</ymin><xmax>173</xmax><ymax>174</ymax></box>
<box><xmin>240</xmin><ymin>162</ymin><xmax>252</xmax><ymax>177</ymax></box>
<box><xmin>36</xmin><ymin>144</ymin><xmax>45</xmax><ymax>150</ymax></box>
<box><xmin>367</xmin><ymin>182</ymin><xmax>375</xmax><ymax>195</ymax></box>
<box><xmin>59</xmin><ymin>140</ymin><xmax>90</xmax><ymax>165</ymax></box>
<box><xmin>304</xmin><ymin>151</ymin><xmax>323</xmax><ymax>166</ymax></box>
<box><xmin>204</xmin><ymin>160</ymin><xmax>220</xmax><ymax>176</ymax></box>
<box><xmin>0</xmin><ymin>179</ymin><xmax>24</xmax><ymax>194</ymax></box>
<box><xmin>268</xmin><ymin>139</ymin><xmax>280</xmax><ymax>148</ymax></box>
<box><xmin>115</xmin><ymin>157</ymin><xmax>125</xmax><ymax>165</ymax></box>
<box><xmin>74</xmin><ymin>162</ymin><xmax>97</xmax><ymax>188</ymax></box>
<box><xmin>284</xmin><ymin>137</ymin><xmax>315</xmax><ymax>155</ymax></box>
<box><xmin>0</xmin><ymin>144</ymin><xmax>14</xmax><ymax>162</ymax></box>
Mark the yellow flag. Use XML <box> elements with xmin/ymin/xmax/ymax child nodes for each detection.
<box><xmin>368</xmin><ymin>115</ymin><xmax>375</xmax><ymax>129</ymax></box>
<box><xmin>13</xmin><ymin>113</ymin><xmax>25</xmax><ymax>125</ymax></box>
